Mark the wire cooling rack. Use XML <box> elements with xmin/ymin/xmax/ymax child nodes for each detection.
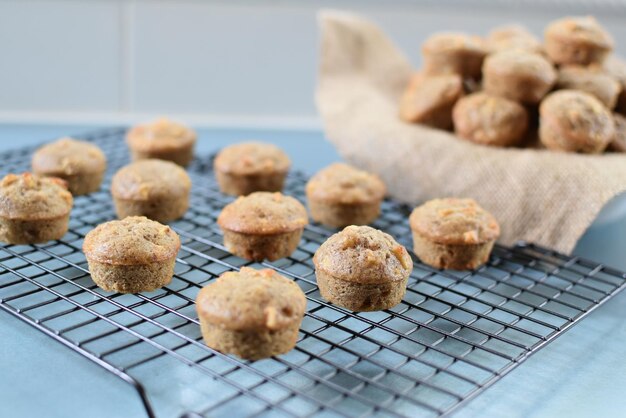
<box><xmin>1</xmin><ymin>129</ymin><xmax>626</xmax><ymax>418</ymax></box>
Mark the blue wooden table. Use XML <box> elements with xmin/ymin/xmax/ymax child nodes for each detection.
<box><xmin>1</xmin><ymin>124</ymin><xmax>625</xmax><ymax>418</ymax></box>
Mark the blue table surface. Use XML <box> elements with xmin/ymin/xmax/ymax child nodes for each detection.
<box><xmin>1</xmin><ymin>124</ymin><xmax>625</xmax><ymax>418</ymax></box>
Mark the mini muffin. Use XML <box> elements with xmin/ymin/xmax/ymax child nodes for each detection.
<box><xmin>483</xmin><ymin>50</ymin><xmax>557</xmax><ymax>104</ymax></box>
<box><xmin>539</xmin><ymin>90</ymin><xmax>615</xmax><ymax>153</ymax></box>
<box><xmin>422</xmin><ymin>32</ymin><xmax>487</xmax><ymax>79</ymax></box>
<box><xmin>306</xmin><ymin>163</ymin><xmax>386</xmax><ymax>228</ymax></box>
<box><xmin>0</xmin><ymin>173</ymin><xmax>72</xmax><ymax>244</ymax></box>
<box><xmin>602</xmin><ymin>55</ymin><xmax>626</xmax><ymax>115</ymax></box>
<box><xmin>557</xmin><ymin>65</ymin><xmax>621</xmax><ymax>109</ymax></box>
<box><xmin>196</xmin><ymin>267</ymin><xmax>306</xmax><ymax>360</ymax></box>
<box><xmin>487</xmin><ymin>25</ymin><xmax>545</xmax><ymax>55</ymax></box>
<box><xmin>313</xmin><ymin>225</ymin><xmax>412</xmax><ymax>312</ymax></box>
<box><xmin>126</xmin><ymin>118</ymin><xmax>196</xmax><ymax>166</ymax></box>
<box><xmin>409</xmin><ymin>198</ymin><xmax>500</xmax><ymax>270</ymax></box>
<box><xmin>111</xmin><ymin>159</ymin><xmax>191</xmax><ymax>223</ymax></box>
<box><xmin>31</xmin><ymin>138</ymin><xmax>107</xmax><ymax>195</ymax></box>
<box><xmin>214</xmin><ymin>142</ymin><xmax>290</xmax><ymax>196</ymax></box>
<box><xmin>452</xmin><ymin>92</ymin><xmax>529</xmax><ymax>147</ymax></box>
<box><xmin>83</xmin><ymin>216</ymin><xmax>180</xmax><ymax>293</ymax></box>
<box><xmin>608</xmin><ymin>113</ymin><xmax>626</xmax><ymax>152</ymax></box>
<box><xmin>217</xmin><ymin>192</ymin><xmax>307</xmax><ymax>261</ymax></box>
<box><xmin>544</xmin><ymin>16</ymin><xmax>614</xmax><ymax>66</ymax></box>
<box><xmin>399</xmin><ymin>73</ymin><xmax>464</xmax><ymax>130</ymax></box>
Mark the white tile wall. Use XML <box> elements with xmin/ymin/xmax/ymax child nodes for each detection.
<box><xmin>0</xmin><ymin>0</ymin><xmax>625</xmax><ymax>125</ymax></box>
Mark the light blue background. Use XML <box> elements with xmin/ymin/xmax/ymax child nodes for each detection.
<box><xmin>1</xmin><ymin>124</ymin><xmax>625</xmax><ymax>418</ymax></box>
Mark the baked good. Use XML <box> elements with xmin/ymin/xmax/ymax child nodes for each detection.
<box><xmin>487</xmin><ymin>24</ymin><xmax>545</xmax><ymax>55</ymax></box>
<box><xmin>608</xmin><ymin>113</ymin><xmax>626</xmax><ymax>152</ymax></box>
<box><xmin>409</xmin><ymin>198</ymin><xmax>499</xmax><ymax>270</ymax></box>
<box><xmin>214</xmin><ymin>142</ymin><xmax>290</xmax><ymax>196</ymax></box>
<box><xmin>539</xmin><ymin>90</ymin><xmax>615</xmax><ymax>153</ymax></box>
<box><xmin>483</xmin><ymin>50</ymin><xmax>556</xmax><ymax>104</ymax></box>
<box><xmin>126</xmin><ymin>118</ymin><xmax>196</xmax><ymax>167</ymax></box>
<box><xmin>0</xmin><ymin>173</ymin><xmax>72</xmax><ymax>244</ymax></box>
<box><xmin>544</xmin><ymin>16</ymin><xmax>614</xmax><ymax>65</ymax></box>
<box><xmin>452</xmin><ymin>92</ymin><xmax>529</xmax><ymax>147</ymax></box>
<box><xmin>83</xmin><ymin>216</ymin><xmax>180</xmax><ymax>293</ymax></box>
<box><xmin>422</xmin><ymin>32</ymin><xmax>487</xmax><ymax>79</ymax></box>
<box><xmin>602</xmin><ymin>55</ymin><xmax>626</xmax><ymax>115</ymax></box>
<box><xmin>306</xmin><ymin>163</ymin><xmax>386</xmax><ymax>228</ymax></box>
<box><xmin>111</xmin><ymin>159</ymin><xmax>191</xmax><ymax>223</ymax></box>
<box><xmin>217</xmin><ymin>192</ymin><xmax>307</xmax><ymax>261</ymax></box>
<box><xmin>313</xmin><ymin>225</ymin><xmax>412</xmax><ymax>311</ymax></box>
<box><xmin>557</xmin><ymin>65</ymin><xmax>621</xmax><ymax>109</ymax></box>
<box><xmin>195</xmin><ymin>267</ymin><xmax>306</xmax><ymax>360</ymax></box>
<box><xmin>399</xmin><ymin>73</ymin><xmax>464</xmax><ymax>130</ymax></box>
<box><xmin>31</xmin><ymin>138</ymin><xmax>106</xmax><ymax>195</ymax></box>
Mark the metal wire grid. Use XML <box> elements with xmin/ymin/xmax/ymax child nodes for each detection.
<box><xmin>1</xmin><ymin>130</ymin><xmax>625</xmax><ymax>418</ymax></box>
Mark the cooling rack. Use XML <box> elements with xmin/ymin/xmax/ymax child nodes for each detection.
<box><xmin>1</xmin><ymin>129</ymin><xmax>625</xmax><ymax>418</ymax></box>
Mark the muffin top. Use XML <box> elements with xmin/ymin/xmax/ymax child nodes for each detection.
<box><xmin>126</xmin><ymin>118</ymin><xmax>196</xmax><ymax>152</ymax></box>
<box><xmin>409</xmin><ymin>198</ymin><xmax>500</xmax><ymax>245</ymax></box>
<box><xmin>83</xmin><ymin>216</ymin><xmax>180</xmax><ymax>265</ymax></box>
<box><xmin>111</xmin><ymin>159</ymin><xmax>191</xmax><ymax>201</ymax></box>
<box><xmin>453</xmin><ymin>92</ymin><xmax>528</xmax><ymax>146</ymax></box>
<box><xmin>487</xmin><ymin>25</ymin><xmax>544</xmax><ymax>55</ymax></box>
<box><xmin>214</xmin><ymin>142</ymin><xmax>290</xmax><ymax>175</ymax></box>
<box><xmin>539</xmin><ymin>89</ymin><xmax>615</xmax><ymax>153</ymax></box>
<box><xmin>313</xmin><ymin>225</ymin><xmax>412</xmax><ymax>284</ymax></box>
<box><xmin>0</xmin><ymin>173</ymin><xmax>73</xmax><ymax>221</ymax></box>
<box><xmin>557</xmin><ymin>65</ymin><xmax>621</xmax><ymax>109</ymax></box>
<box><xmin>545</xmin><ymin>16</ymin><xmax>614</xmax><ymax>50</ymax></box>
<box><xmin>306</xmin><ymin>163</ymin><xmax>386</xmax><ymax>205</ymax></box>
<box><xmin>603</xmin><ymin>55</ymin><xmax>626</xmax><ymax>86</ymax></box>
<box><xmin>217</xmin><ymin>192</ymin><xmax>308</xmax><ymax>234</ymax></box>
<box><xmin>422</xmin><ymin>32</ymin><xmax>486</xmax><ymax>54</ymax></box>
<box><xmin>32</xmin><ymin>138</ymin><xmax>106</xmax><ymax>176</ymax></box>
<box><xmin>400</xmin><ymin>73</ymin><xmax>464</xmax><ymax>120</ymax></box>
<box><xmin>195</xmin><ymin>266</ymin><xmax>306</xmax><ymax>331</ymax></box>
<box><xmin>483</xmin><ymin>50</ymin><xmax>556</xmax><ymax>84</ymax></box>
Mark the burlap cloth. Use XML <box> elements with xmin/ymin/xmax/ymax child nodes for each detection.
<box><xmin>315</xmin><ymin>11</ymin><xmax>626</xmax><ymax>254</ymax></box>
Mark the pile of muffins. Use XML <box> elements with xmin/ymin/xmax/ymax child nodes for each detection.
<box><xmin>400</xmin><ymin>16</ymin><xmax>626</xmax><ymax>154</ymax></box>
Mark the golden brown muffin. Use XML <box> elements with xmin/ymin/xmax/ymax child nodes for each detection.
<box><xmin>313</xmin><ymin>225</ymin><xmax>412</xmax><ymax>312</ymax></box>
<box><xmin>539</xmin><ymin>90</ymin><xmax>615</xmax><ymax>153</ymax></box>
<box><xmin>399</xmin><ymin>73</ymin><xmax>464</xmax><ymax>130</ymax></box>
<box><xmin>557</xmin><ymin>65</ymin><xmax>621</xmax><ymax>109</ymax></box>
<box><xmin>111</xmin><ymin>159</ymin><xmax>191</xmax><ymax>223</ymax></box>
<box><xmin>422</xmin><ymin>32</ymin><xmax>487</xmax><ymax>79</ymax></box>
<box><xmin>452</xmin><ymin>92</ymin><xmax>529</xmax><ymax>147</ymax></box>
<box><xmin>544</xmin><ymin>16</ymin><xmax>614</xmax><ymax>66</ymax></box>
<box><xmin>31</xmin><ymin>138</ymin><xmax>107</xmax><ymax>196</ymax></box>
<box><xmin>483</xmin><ymin>50</ymin><xmax>557</xmax><ymax>104</ymax></box>
<box><xmin>306</xmin><ymin>163</ymin><xmax>386</xmax><ymax>228</ymax></box>
<box><xmin>409</xmin><ymin>198</ymin><xmax>500</xmax><ymax>270</ymax></box>
<box><xmin>214</xmin><ymin>142</ymin><xmax>290</xmax><ymax>196</ymax></box>
<box><xmin>195</xmin><ymin>267</ymin><xmax>306</xmax><ymax>360</ymax></box>
<box><xmin>83</xmin><ymin>216</ymin><xmax>180</xmax><ymax>293</ymax></box>
<box><xmin>217</xmin><ymin>192</ymin><xmax>308</xmax><ymax>261</ymax></box>
<box><xmin>602</xmin><ymin>55</ymin><xmax>626</xmax><ymax>115</ymax></box>
<box><xmin>126</xmin><ymin>118</ymin><xmax>196</xmax><ymax>167</ymax></box>
<box><xmin>487</xmin><ymin>24</ymin><xmax>545</xmax><ymax>55</ymax></box>
<box><xmin>608</xmin><ymin>113</ymin><xmax>626</xmax><ymax>152</ymax></box>
<box><xmin>0</xmin><ymin>173</ymin><xmax>72</xmax><ymax>244</ymax></box>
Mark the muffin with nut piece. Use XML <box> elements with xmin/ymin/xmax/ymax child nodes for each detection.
<box><xmin>196</xmin><ymin>267</ymin><xmax>306</xmax><ymax>360</ymax></box>
<box><xmin>217</xmin><ymin>192</ymin><xmax>308</xmax><ymax>261</ymax></box>
<box><xmin>306</xmin><ymin>163</ymin><xmax>386</xmax><ymax>228</ymax></box>
<box><xmin>544</xmin><ymin>16</ymin><xmax>614</xmax><ymax>66</ymax></box>
<box><xmin>0</xmin><ymin>173</ymin><xmax>73</xmax><ymax>244</ymax></box>
<box><xmin>126</xmin><ymin>118</ymin><xmax>196</xmax><ymax>167</ymax></box>
<box><xmin>487</xmin><ymin>24</ymin><xmax>545</xmax><ymax>55</ymax></box>
<box><xmin>422</xmin><ymin>32</ymin><xmax>487</xmax><ymax>79</ymax></box>
<box><xmin>399</xmin><ymin>72</ymin><xmax>464</xmax><ymax>130</ymax></box>
<box><xmin>111</xmin><ymin>159</ymin><xmax>191</xmax><ymax>223</ymax></box>
<box><xmin>539</xmin><ymin>90</ymin><xmax>615</xmax><ymax>153</ymax></box>
<box><xmin>313</xmin><ymin>225</ymin><xmax>413</xmax><ymax>312</ymax></box>
<box><xmin>32</xmin><ymin>138</ymin><xmax>106</xmax><ymax>195</ymax></box>
<box><xmin>83</xmin><ymin>216</ymin><xmax>181</xmax><ymax>293</ymax></box>
<box><xmin>409</xmin><ymin>198</ymin><xmax>500</xmax><ymax>270</ymax></box>
<box><xmin>483</xmin><ymin>50</ymin><xmax>556</xmax><ymax>104</ymax></box>
<box><xmin>557</xmin><ymin>65</ymin><xmax>621</xmax><ymax>109</ymax></box>
<box><xmin>603</xmin><ymin>55</ymin><xmax>626</xmax><ymax>115</ymax></box>
<box><xmin>214</xmin><ymin>142</ymin><xmax>290</xmax><ymax>196</ymax></box>
<box><xmin>453</xmin><ymin>92</ymin><xmax>529</xmax><ymax>147</ymax></box>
